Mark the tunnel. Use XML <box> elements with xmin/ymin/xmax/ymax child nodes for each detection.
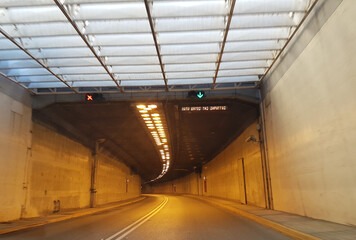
<box><xmin>0</xmin><ymin>0</ymin><xmax>355</xmax><ymax>239</ymax></box>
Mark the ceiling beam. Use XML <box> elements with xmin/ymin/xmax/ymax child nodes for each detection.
<box><xmin>0</xmin><ymin>11</ymin><xmax>307</xmax><ymax>24</ymax></box>
<box><xmin>4</xmin><ymin>66</ymin><xmax>265</xmax><ymax>78</ymax></box>
<box><xmin>0</xmin><ymin>27</ymin><xmax>78</xmax><ymax>94</ymax></box>
<box><xmin>54</xmin><ymin>0</ymin><xmax>123</xmax><ymax>93</ymax></box>
<box><xmin>0</xmin><ymin>48</ymin><xmax>282</xmax><ymax>62</ymax></box>
<box><xmin>144</xmin><ymin>0</ymin><xmax>168</xmax><ymax>91</ymax></box>
<box><xmin>256</xmin><ymin>0</ymin><xmax>319</xmax><ymax>88</ymax></box>
<box><xmin>212</xmin><ymin>0</ymin><xmax>237</xmax><ymax>89</ymax></box>
<box><xmin>0</xmin><ymin>38</ymin><xmax>290</xmax><ymax>51</ymax></box>
<box><xmin>2</xmin><ymin>25</ymin><xmax>298</xmax><ymax>39</ymax></box>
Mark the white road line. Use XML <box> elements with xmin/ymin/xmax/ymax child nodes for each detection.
<box><xmin>104</xmin><ymin>196</ymin><xmax>168</xmax><ymax>240</ymax></box>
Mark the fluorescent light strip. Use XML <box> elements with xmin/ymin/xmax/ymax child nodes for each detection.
<box><xmin>137</xmin><ymin>104</ymin><xmax>171</xmax><ymax>181</ymax></box>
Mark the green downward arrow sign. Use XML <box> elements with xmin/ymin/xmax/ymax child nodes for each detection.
<box><xmin>197</xmin><ymin>91</ymin><xmax>204</xmax><ymax>99</ymax></box>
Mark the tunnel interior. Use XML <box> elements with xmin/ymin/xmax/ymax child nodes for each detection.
<box><xmin>32</xmin><ymin>99</ymin><xmax>259</xmax><ymax>183</ymax></box>
<box><xmin>1</xmin><ymin>0</ymin><xmax>355</xmax><ymax>232</ymax></box>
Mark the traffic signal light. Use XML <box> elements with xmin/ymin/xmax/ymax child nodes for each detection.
<box><xmin>188</xmin><ymin>90</ymin><xmax>206</xmax><ymax>99</ymax></box>
<box><xmin>85</xmin><ymin>93</ymin><xmax>103</xmax><ymax>102</ymax></box>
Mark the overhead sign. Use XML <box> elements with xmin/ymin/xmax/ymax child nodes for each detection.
<box><xmin>181</xmin><ymin>106</ymin><xmax>228</xmax><ymax>112</ymax></box>
<box><xmin>188</xmin><ymin>90</ymin><xmax>206</xmax><ymax>99</ymax></box>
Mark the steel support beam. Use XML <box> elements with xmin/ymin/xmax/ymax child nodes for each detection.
<box><xmin>144</xmin><ymin>0</ymin><xmax>168</xmax><ymax>91</ymax></box>
<box><xmin>2</xmin><ymin>25</ymin><xmax>298</xmax><ymax>39</ymax></box>
<box><xmin>54</xmin><ymin>0</ymin><xmax>123</xmax><ymax>92</ymax></box>
<box><xmin>0</xmin><ymin>27</ymin><xmax>78</xmax><ymax>94</ymax></box>
<box><xmin>0</xmin><ymin>11</ymin><xmax>307</xmax><ymax>24</ymax></box>
<box><xmin>0</xmin><ymin>48</ymin><xmax>283</xmax><ymax>63</ymax></box>
<box><xmin>0</xmin><ymin>38</ymin><xmax>290</xmax><ymax>51</ymax></box>
<box><xmin>212</xmin><ymin>0</ymin><xmax>237</xmax><ymax>89</ymax></box>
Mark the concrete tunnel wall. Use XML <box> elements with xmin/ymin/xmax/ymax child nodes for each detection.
<box><xmin>0</xmin><ymin>79</ymin><xmax>141</xmax><ymax>222</ymax></box>
<box><xmin>0</xmin><ymin>79</ymin><xmax>32</xmax><ymax>222</ymax></box>
<box><xmin>146</xmin><ymin>0</ymin><xmax>356</xmax><ymax>226</ymax></box>
<box><xmin>261</xmin><ymin>0</ymin><xmax>356</xmax><ymax>226</ymax></box>
<box><xmin>146</xmin><ymin>121</ymin><xmax>267</xmax><ymax>208</ymax></box>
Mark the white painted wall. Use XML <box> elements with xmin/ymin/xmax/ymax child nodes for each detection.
<box><xmin>263</xmin><ymin>0</ymin><xmax>356</xmax><ymax>225</ymax></box>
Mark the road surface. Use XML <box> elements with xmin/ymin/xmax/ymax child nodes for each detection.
<box><xmin>1</xmin><ymin>195</ymin><xmax>291</xmax><ymax>240</ymax></box>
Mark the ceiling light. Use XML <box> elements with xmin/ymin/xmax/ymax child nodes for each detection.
<box><xmin>136</xmin><ymin>104</ymin><xmax>170</xmax><ymax>181</ymax></box>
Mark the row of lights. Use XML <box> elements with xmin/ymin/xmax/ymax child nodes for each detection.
<box><xmin>137</xmin><ymin>104</ymin><xmax>170</xmax><ymax>181</ymax></box>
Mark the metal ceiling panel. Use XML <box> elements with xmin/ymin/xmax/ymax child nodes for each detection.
<box><xmin>166</xmin><ymin>71</ymin><xmax>214</xmax><ymax>79</ymax></box>
<box><xmin>155</xmin><ymin>17</ymin><xmax>225</xmax><ymax>32</ymax></box>
<box><xmin>151</xmin><ymin>0</ymin><xmax>228</xmax><ymax>18</ymax></box>
<box><xmin>112</xmin><ymin>65</ymin><xmax>161</xmax><ymax>73</ymax></box>
<box><xmin>216</xmin><ymin>76</ymin><xmax>259</xmax><ymax>83</ymax></box>
<box><xmin>162</xmin><ymin>54</ymin><xmax>218</xmax><ymax>64</ymax></box>
<box><xmin>160</xmin><ymin>43</ymin><xmax>220</xmax><ymax>55</ymax></box>
<box><xmin>165</xmin><ymin>63</ymin><xmax>216</xmax><ymax>72</ymax></box>
<box><xmin>220</xmin><ymin>60</ymin><xmax>270</xmax><ymax>70</ymax></box>
<box><xmin>0</xmin><ymin>0</ymin><xmax>317</xmax><ymax>93</ymax></box>
<box><xmin>168</xmin><ymin>78</ymin><xmax>213</xmax><ymax>85</ymax></box>
<box><xmin>121</xmin><ymin>79</ymin><xmax>165</xmax><ymax>86</ymax></box>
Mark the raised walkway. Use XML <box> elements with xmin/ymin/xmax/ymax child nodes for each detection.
<box><xmin>0</xmin><ymin>197</ymin><xmax>145</xmax><ymax>235</ymax></box>
<box><xmin>186</xmin><ymin>195</ymin><xmax>356</xmax><ymax>240</ymax></box>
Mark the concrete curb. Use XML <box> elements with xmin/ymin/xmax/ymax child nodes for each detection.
<box><xmin>186</xmin><ymin>195</ymin><xmax>321</xmax><ymax>240</ymax></box>
<box><xmin>0</xmin><ymin>197</ymin><xmax>146</xmax><ymax>235</ymax></box>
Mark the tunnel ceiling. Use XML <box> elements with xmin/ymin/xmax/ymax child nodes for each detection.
<box><xmin>33</xmin><ymin>99</ymin><xmax>258</xmax><ymax>182</ymax></box>
<box><xmin>0</xmin><ymin>0</ymin><xmax>317</xmax><ymax>94</ymax></box>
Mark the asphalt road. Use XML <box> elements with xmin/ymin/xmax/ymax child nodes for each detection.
<box><xmin>1</xmin><ymin>195</ymin><xmax>291</xmax><ymax>240</ymax></box>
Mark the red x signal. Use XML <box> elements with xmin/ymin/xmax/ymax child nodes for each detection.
<box><xmin>86</xmin><ymin>94</ymin><xmax>93</xmax><ymax>101</ymax></box>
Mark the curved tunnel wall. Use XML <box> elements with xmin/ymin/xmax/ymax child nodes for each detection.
<box><xmin>145</xmin><ymin>121</ymin><xmax>267</xmax><ymax>208</ymax></box>
<box><xmin>0</xmin><ymin>82</ymin><xmax>141</xmax><ymax>221</ymax></box>
<box><xmin>25</xmin><ymin>123</ymin><xmax>141</xmax><ymax>218</ymax></box>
